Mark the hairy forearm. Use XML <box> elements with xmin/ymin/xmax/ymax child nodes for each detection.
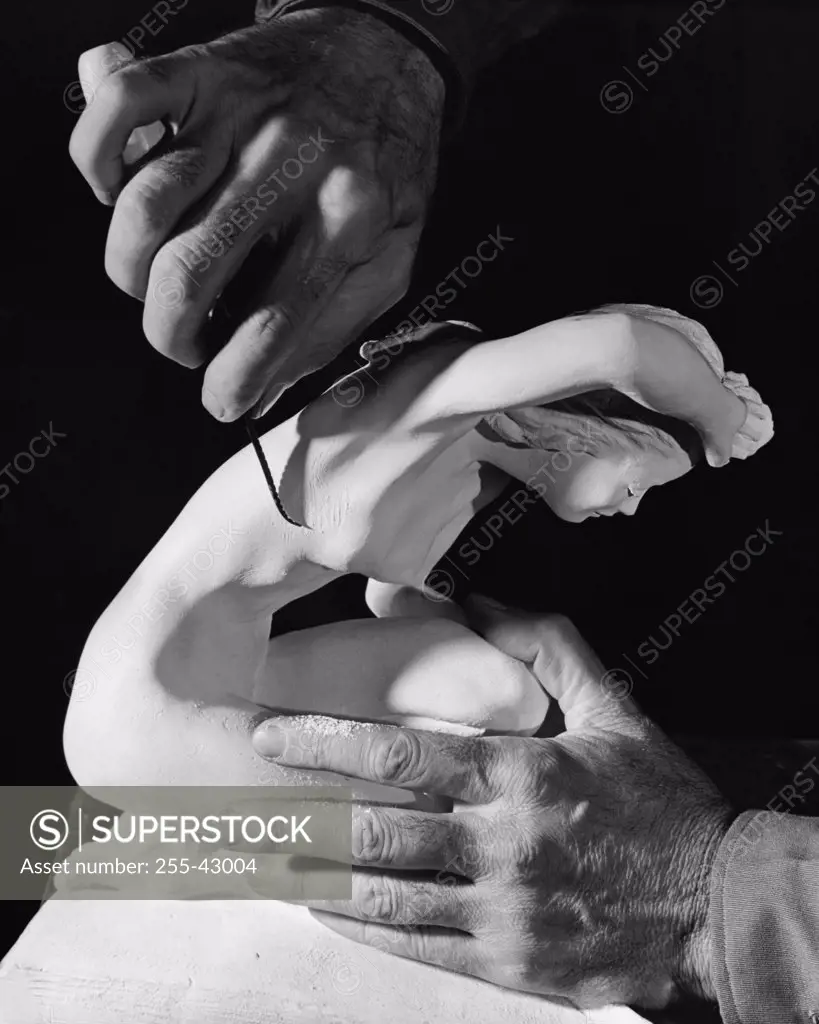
<box><xmin>259</xmin><ymin>0</ymin><xmax>565</xmax><ymax>97</ymax></box>
<box><xmin>252</xmin><ymin>5</ymin><xmax>445</xmax><ymax>161</ymax></box>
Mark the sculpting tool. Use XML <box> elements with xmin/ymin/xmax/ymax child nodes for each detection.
<box><xmin>242</xmin><ymin>412</ymin><xmax>304</xmax><ymax>528</ymax></box>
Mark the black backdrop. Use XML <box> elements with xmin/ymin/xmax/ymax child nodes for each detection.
<box><xmin>2</xmin><ymin>0</ymin><xmax>817</xmax><ymax>958</ymax></box>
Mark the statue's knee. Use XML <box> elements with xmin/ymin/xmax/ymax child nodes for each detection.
<box><xmin>487</xmin><ymin>658</ymin><xmax>550</xmax><ymax>736</ymax></box>
<box><xmin>365</xmin><ymin>579</ymin><xmax>461</xmax><ymax>621</ymax></box>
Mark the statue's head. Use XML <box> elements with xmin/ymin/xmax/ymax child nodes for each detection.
<box><xmin>361</xmin><ymin>308</ymin><xmax>773</xmax><ymax>524</ymax></box>
<box><xmin>481</xmin><ymin>390</ymin><xmax>706</xmax><ymax>523</ymax></box>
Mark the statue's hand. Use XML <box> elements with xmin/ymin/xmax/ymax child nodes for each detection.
<box><xmin>700</xmin><ymin>386</ymin><xmax>749</xmax><ymax>467</ymax></box>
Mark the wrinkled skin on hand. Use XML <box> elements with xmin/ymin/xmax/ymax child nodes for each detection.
<box><xmin>252</xmin><ymin>605</ymin><xmax>734</xmax><ymax>1011</ymax></box>
<box><xmin>69</xmin><ymin>9</ymin><xmax>445</xmax><ymax>420</ymax></box>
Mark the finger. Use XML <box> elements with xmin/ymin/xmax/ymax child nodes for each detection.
<box><xmin>76</xmin><ymin>42</ymin><xmax>134</xmax><ymax>107</ymax></box>
<box><xmin>77</xmin><ymin>45</ymin><xmax>167</xmax><ymax>166</ymax></box>
<box><xmin>352</xmin><ymin>807</ymin><xmax>473</xmax><ymax>871</ymax></box>
<box><xmin>106</xmin><ymin>133</ymin><xmax>233</xmax><ymax>300</ymax></box>
<box><xmin>296</xmin><ymin>870</ymin><xmax>476</xmax><ymax>931</ymax></box>
<box><xmin>142</xmin><ymin>122</ymin><xmax>313</xmax><ymax>371</ymax></box>
<box><xmin>200</xmin><ymin>171</ymin><xmax>413</xmax><ymax>421</ymax></box>
<box><xmin>311</xmin><ymin>911</ymin><xmax>485</xmax><ymax>977</ymax></box>
<box><xmin>252</xmin><ymin>716</ymin><xmax>512</xmax><ymax>804</ymax></box>
<box><xmin>72</xmin><ymin>44</ymin><xmax>154</xmax><ymax>201</ymax></box>
<box><xmin>200</xmin><ymin>237</ymin><xmax>353</xmax><ymax>417</ymax></box>
<box><xmin>239</xmin><ymin>225</ymin><xmax>419</xmax><ymax>416</ymax></box>
<box><xmin>69</xmin><ymin>53</ymin><xmax>195</xmax><ymax>203</ymax></box>
<box><xmin>465</xmin><ymin>600</ymin><xmax>641</xmax><ymax>732</ymax></box>
<box><xmin>231</xmin><ymin>803</ymin><xmax>470</xmax><ymax>872</ymax></box>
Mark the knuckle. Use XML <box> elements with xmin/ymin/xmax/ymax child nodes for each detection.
<box><xmin>407</xmin><ymin>928</ymin><xmax>455</xmax><ymax>969</ymax></box>
<box><xmin>540</xmin><ymin>613</ymin><xmax>577</xmax><ymax>644</ymax></box>
<box><xmin>527</xmin><ymin>743</ymin><xmax>563</xmax><ymax>796</ymax></box>
<box><xmin>115</xmin><ymin>181</ymin><xmax>172</xmax><ymax>241</ymax></box>
<box><xmin>508</xmin><ymin>833</ymin><xmax>547</xmax><ymax>882</ymax></box>
<box><xmin>171</xmin><ymin>233</ymin><xmax>210</xmax><ymax>272</ymax></box>
<box><xmin>358</xmin><ymin>876</ymin><xmax>398</xmax><ymax>924</ymax></box>
<box><xmin>254</xmin><ymin>304</ymin><xmax>299</xmax><ymax>343</ymax></box>
<box><xmin>469</xmin><ymin>738</ymin><xmax>505</xmax><ymax>796</ymax></box>
<box><xmin>133</xmin><ymin>54</ymin><xmax>176</xmax><ymax>87</ymax></box>
<box><xmin>406</xmin><ymin>929</ymin><xmax>436</xmax><ymax>963</ymax></box>
<box><xmin>319</xmin><ymin>167</ymin><xmax>382</xmax><ymax>221</ymax></box>
<box><xmin>354</xmin><ymin>812</ymin><xmax>395</xmax><ymax>866</ymax></box>
<box><xmin>453</xmin><ymin>827</ymin><xmax>488</xmax><ymax>879</ymax></box>
<box><xmin>410</xmin><ymin>888</ymin><xmax>439</xmax><ymax>925</ymax></box>
<box><xmin>156</xmin><ymin>148</ymin><xmax>210</xmax><ymax>192</ymax></box>
<box><xmin>96</xmin><ymin>57</ymin><xmax>174</xmax><ymax>110</ymax></box>
<box><xmin>370</xmin><ymin>731</ymin><xmax>426</xmax><ymax>788</ymax></box>
<box><xmin>96</xmin><ymin>67</ymin><xmax>138</xmax><ymax>109</ymax></box>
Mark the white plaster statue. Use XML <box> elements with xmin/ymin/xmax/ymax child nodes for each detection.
<box><xmin>63</xmin><ymin>303</ymin><xmax>773</xmax><ymax>792</ymax></box>
<box><xmin>4</xmin><ymin>304</ymin><xmax>773</xmax><ymax>1023</ymax></box>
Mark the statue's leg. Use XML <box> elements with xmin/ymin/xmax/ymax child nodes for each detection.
<box><xmin>260</xmin><ymin>615</ymin><xmax>548</xmax><ymax>736</ymax></box>
<box><xmin>364</xmin><ymin>578</ymin><xmax>468</xmax><ymax>623</ymax></box>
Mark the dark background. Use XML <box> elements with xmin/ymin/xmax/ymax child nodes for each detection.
<box><xmin>1</xmin><ymin>0</ymin><xmax>816</xmax><ymax>980</ymax></box>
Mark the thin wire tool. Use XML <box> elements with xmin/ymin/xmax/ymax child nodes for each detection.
<box><xmin>243</xmin><ymin>412</ymin><xmax>305</xmax><ymax>528</ymax></box>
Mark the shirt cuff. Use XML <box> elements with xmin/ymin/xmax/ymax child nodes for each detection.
<box><xmin>710</xmin><ymin>808</ymin><xmax>819</xmax><ymax>1024</ymax></box>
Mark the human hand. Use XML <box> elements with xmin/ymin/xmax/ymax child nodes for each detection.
<box><xmin>251</xmin><ymin>601</ymin><xmax>734</xmax><ymax>1011</ymax></box>
<box><xmin>69</xmin><ymin>9</ymin><xmax>445</xmax><ymax>420</ymax></box>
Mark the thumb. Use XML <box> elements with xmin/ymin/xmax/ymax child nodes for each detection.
<box><xmin>465</xmin><ymin>595</ymin><xmax>640</xmax><ymax>732</ymax></box>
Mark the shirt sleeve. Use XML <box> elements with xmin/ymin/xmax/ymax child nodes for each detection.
<box><xmin>254</xmin><ymin>0</ymin><xmax>564</xmax><ymax>124</ymax></box>
<box><xmin>709</xmin><ymin>808</ymin><xmax>819</xmax><ymax>1023</ymax></box>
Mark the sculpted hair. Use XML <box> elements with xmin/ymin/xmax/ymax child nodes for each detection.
<box><xmin>488</xmin><ymin>389</ymin><xmax>705</xmax><ymax>467</ymax></box>
<box><xmin>542</xmin><ymin>389</ymin><xmax>706</xmax><ymax>466</ymax></box>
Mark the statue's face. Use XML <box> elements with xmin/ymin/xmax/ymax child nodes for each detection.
<box><xmin>472</xmin><ymin>415</ymin><xmax>692</xmax><ymax>524</ymax></box>
<box><xmin>540</xmin><ymin>445</ymin><xmax>692</xmax><ymax>522</ymax></box>
<box><xmin>480</xmin><ymin>435</ymin><xmax>692</xmax><ymax>523</ymax></box>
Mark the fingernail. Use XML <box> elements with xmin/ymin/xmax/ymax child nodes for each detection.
<box><xmin>253</xmin><ymin>725</ymin><xmax>286</xmax><ymax>758</ymax></box>
<box><xmin>108</xmin><ymin>42</ymin><xmax>136</xmax><ymax>60</ymax></box>
<box><xmin>92</xmin><ymin>188</ymin><xmax>115</xmax><ymax>206</ymax></box>
<box><xmin>202</xmin><ymin>388</ymin><xmax>228</xmax><ymax>422</ymax></box>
